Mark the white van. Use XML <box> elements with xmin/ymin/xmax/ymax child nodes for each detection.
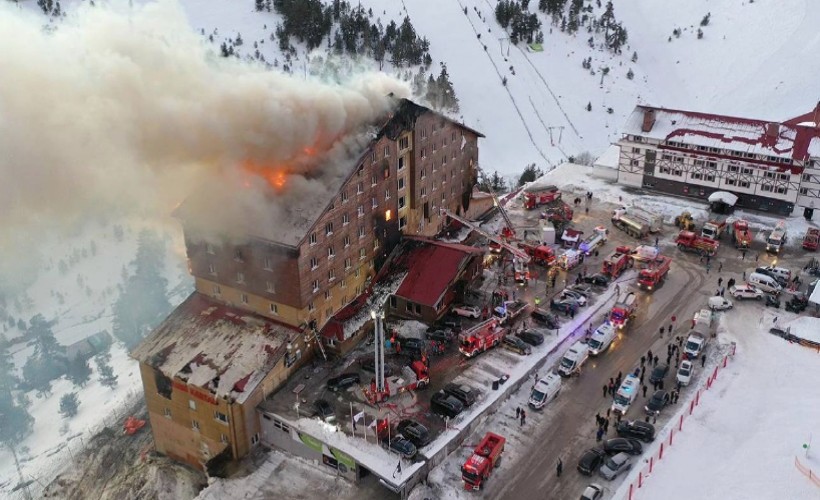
<box><xmin>748</xmin><ymin>272</ymin><xmax>782</xmax><ymax>295</ymax></box>
<box><xmin>611</xmin><ymin>375</ymin><xmax>640</xmax><ymax>415</ymax></box>
<box><xmin>587</xmin><ymin>323</ymin><xmax>616</xmax><ymax>356</ymax></box>
<box><xmin>557</xmin><ymin>341</ymin><xmax>589</xmax><ymax>377</ymax></box>
<box><xmin>528</xmin><ymin>373</ymin><xmax>562</xmax><ymax>410</ymax></box>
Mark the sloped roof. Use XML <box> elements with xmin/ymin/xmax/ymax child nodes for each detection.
<box><xmin>393</xmin><ymin>238</ymin><xmax>483</xmax><ymax>308</ymax></box>
<box><xmin>131</xmin><ymin>293</ymin><xmax>299</xmax><ymax>404</ymax></box>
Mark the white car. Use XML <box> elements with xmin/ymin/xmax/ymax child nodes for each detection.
<box><xmin>560</xmin><ymin>289</ymin><xmax>588</xmax><ymax>306</ymax></box>
<box><xmin>676</xmin><ymin>360</ymin><xmax>694</xmax><ymax>386</ymax></box>
<box><xmin>580</xmin><ymin>484</ymin><xmax>604</xmax><ymax>500</ymax></box>
<box><xmin>452</xmin><ymin>304</ymin><xmax>480</xmax><ymax>318</ymax></box>
<box><xmin>707</xmin><ymin>296</ymin><xmax>733</xmax><ymax>311</ymax></box>
<box><xmin>729</xmin><ymin>284</ymin><xmax>764</xmax><ymax>300</ymax></box>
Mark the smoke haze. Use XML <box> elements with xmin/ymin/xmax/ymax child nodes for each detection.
<box><xmin>0</xmin><ymin>0</ymin><xmax>409</xmax><ymax>290</ymax></box>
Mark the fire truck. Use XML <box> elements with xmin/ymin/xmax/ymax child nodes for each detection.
<box><xmin>637</xmin><ymin>256</ymin><xmax>671</xmax><ymax>291</ymax></box>
<box><xmin>803</xmin><ymin>228</ymin><xmax>820</xmax><ymax>251</ymax></box>
<box><xmin>579</xmin><ymin>226</ymin><xmax>608</xmax><ymax>255</ymax></box>
<box><xmin>602</xmin><ymin>248</ymin><xmax>634</xmax><ymax>278</ymax></box>
<box><xmin>370</xmin><ymin>360</ymin><xmax>430</xmax><ymax>403</ymax></box>
<box><xmin>609</xmin><ymin>292</ymin><xmax>637</xmax><ymax>329</ymax></box>
<box><xmin>518</xmin><ymin>242</ymin><xmax>556</xmax><ymax>266</ymax></box>
<box><xmin>493</xmin><ymin>300</ymin><xmax>529</xmax><ymax>325</ymax></box>
<box><xmin>523</xmin><ymin>185</ymin><xmax>561</xmax><ymax>209</ymax></box>
<box><xmin>461</xmin><ymin>432</ymin><xmax>506</xmax><ymax>490</ymax></box>
<box><xmin>513</xmin><ymin>260</ymin><xmax>531</xmax><ymax>283</ymax></box>
<box><xmin>731</xmin><ymin>219</ymin><xmax>754</xmax><ymax>249</ymax></box>
<box><xmin>557</xmin><ymin>249</ymin><xmax>583</xmax><ymax>271</ymax></box>
<box><xmin>701</xmin><ymin>218</ymin><xmax>728</xmax><ymax>240</ymax></box>
<box><xmin>675</xmin><ymin>230</ymin><xmax>719</xmax><ymax>256</ymax></box>
<box><xmin>459</xmin><ymin>318</ymin><xmax>507</xmax><ymax>357</ymax></box>
<box><xmin>765</xmin><ymin>221</ymin><xmax>787</xmax><ymax>254</ymax></box>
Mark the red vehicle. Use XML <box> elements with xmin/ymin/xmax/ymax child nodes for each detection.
<box><xmin>458</xmin><ymin>318</ymin><xmax>507</xmax><ymax>358</ymax></box>
<box><xmin>637</xmin><ymin>256</ymin><xmax>671</xmax><ymax>291</ymax></box>
<box><xmin>609</xmin><ymin>292</ymin><xmax>637</xmax><ymax>329</ymax></box>
<box><xmin>369</xmin><ymin>360</ymin><xmax>429</xmax><ymax>403</ymax></box>
<box><xmin>523</xmin><ymin>186</ymin><xmax>561</xmax><ymax>209</ymax></box>
<box><xmin>462</xmin><ymin>432</ymin><xmax>506</xmax><ymax>490</ymax></box>
<box><xmin>675</xmin><ymin>230</ymin><xmax>719</xmax><ymax>257</ymax></box>
<box><xmin>732</xmin><ymin>220</ymin><xmax>754</xmax><ymax>249</ymax></box>
<box><xmin>602</xmin><ymin>248</ymin><xmax>633</xmax><ymax>278</ymax></box>
<box><xmin>519</xmin><ymin>242</ymin><xmax>556</xmax><ymax>266</ymax></box>
<box><xmin>803</xmin><ymin>228</ymin><xmax>820</xmax><ymax>251</ymax></box>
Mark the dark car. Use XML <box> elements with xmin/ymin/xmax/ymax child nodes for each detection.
<box><xmin>616</xmin><ymin>420</ymin><xmax>656</xmax><ymax>443</ymax></box>
<box><xmin>577</xmin><ymin>448</ymin><xmax>607</xmax><ymax>475</ymax></box>
<box><xmin>360</xmin><ymin>358</ymin><xmax>393</xmax><ymax>376</ymax></box>
<box><xmin>438</xmin><ymin>316</ymin><xmax>463</xmax><ymax>331</ymax></box>
<box><xmin>645</xmin><ymin>390</ymin><xmax>670</xmax><ymax>415</ymax></box>
<box><xmin>786</xmin><ymin>294</ymin><xmax>809</xmax><ymax>313</ymax></box>
<box><xmin>443</xmin><ymin>383</ymin><xmax>478</xmax><ymax>407</ymax></box>
<box><xmin>430</xmin><ymin>391</ymin><xmax>464</xmax><ymax>419</ymax></box>
<box><xmin>425</xmin><ymin>329</ymin><xmax>454</xmax><ymax>343</ymax></box>
<box><xmin>531</xmin><ymin>308</ymin><xmax>560</xmax><ymax>329</ymax></box>
<box><xmin>399</xmin><ymin>337</ymin><xmax>426</xmax><ymax>355</ymax></box>
<box><xmin>754</xmin><ymin>267</ymin><xmax>788</xmax><ymax>287</ymax></box>
<box><xmin>517</xmin><ymin>330</ymin><xmax>545</xmax><ymax>346</ymax></box>
<box><xmin>549</xmin><ymin>299</ymin><xmax>578</xmax><ymax>315</ymax></box>
<box><xmin>327</xmin><ymin>373</ymin><xmax>361</xmax><ymax>392</ymax></box>
<box><xmin>764</xmin><ymin>294</ymin><xmax>780</xmax><ymax>308</ymax></box>
<box><xmin>502</xmin><ymin>335</ymin><xmax>533</xmax><ymax>355</ymax></box>
<box><xmin>312</xmin><ymin>399</ymin><xmax>334</xmax><ymax>419</ymax></box>
<box><xmin>649</xmin><ymin>364</ymin><xmax>669</xmax><ymax>384</ymax></box>
<box><xmin>583</xmin><ymin>274</ymin><xmax>611</xmax><ymax>287</ymax></box>
<box><xmin>569</xmin><ymin>283</ymin><xmax>593</xmax><ymax>296</ymax></box>
<box><xmin>603</xmin><ymin>438</ymin><xmax>643</xmax><ymax>456</ymax></box>
<box><xmin>396</xmin><ymin>419</ymin><xmax>432</xmax><ymax>448</ymax></box>
<box><xmin>382</xmin><ymin>436</ymin><xmax>417</xmax><ymax>459</ymax></box>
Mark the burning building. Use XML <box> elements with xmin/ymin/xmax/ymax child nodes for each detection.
<box><xmin>132</xmin><ymin>97</ymin><xmax>483</xmax><ymax>471</ymax></box>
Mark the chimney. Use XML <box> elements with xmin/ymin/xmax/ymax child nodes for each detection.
<box><xmin>766</xmin><ymin>123</ymin><xmax>780</xmax><ymax>138</ymax></box>
<box><xmin>641</xmin><ymin>108</ymin><xmax>656</xmax><ymax>133</ymax></box>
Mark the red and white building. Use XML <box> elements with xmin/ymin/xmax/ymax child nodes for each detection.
<box><xmin>616</xmin><ymin>104</ymin><xmax>820</xmax><ymax>218</ymax></box>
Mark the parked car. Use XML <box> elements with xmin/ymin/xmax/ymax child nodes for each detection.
<box><xmin>531</xmin><ymin>308</ymin><xmax>560</xmax><ymax>329</ymax></box>
<box><xmin>517</xmin><ymin>330</ymin><xmax>545</xmax><ymax>346</ymax></box>
<box><xmin>396</xmin><ymin>420</ymin><xmax>431</xmax><ymax>448</ymax></box>
<box><xmin>755</xmin><ymin>267</ymin><xmax>788</xmax><ymax>287</ymax></box>
<box><xmin>438</xmin><ymin>316</ymin><xmax>463</xmax><ymax>331</ymax></box>
<box><xmin>452</xmin><ymin>304</ymin><xmax>481</xmax><ymax>318</ymax></box>
<box><xmin>443</xmin><ymin>383</ymin><xmax>478</xmax><ymax>407</ymax></box>
<box><xmin>786</xmin><ymin>294</ymin><xmax>809</xmax><ymax>313</ymax></box>
<box><xmin>580</xmin><ymin>484</ymin><xmax>604</xmax><ymax>500</ymax></box>
<box><xmin>312</xmin><ymin>399</ymin><xmax>334</xmax><ymax>419</ymax></box>
<box><xmin>648</xmin><ymin>364</ymin><xmax>669</xmax><ymax>384</ymax></box>
<box><xmin>644</xmin><ymin>390</ymin><xmax>670</xmax><ymax>416</ymax></box>
<box><xmin>425</xmin><ymin>329</ymin><xmax>454</xmax><ymax>343</ymax></box>
<box><xmin>599</xmin><ymin>452</ymin><xmax>633</xmax><ymax>480</ymax></box>
<box><xmin>360</xmin><ymin>358</ymin><xmax>393</xmax><ymax>376</ymax></box>
<box><xmin>730</xmin><ymin>284</ymin><xmax>764</xmax><ymax>300</ymax></box>
<box><xmin>603</xmin><ymin>438</ymin><xmax>643</xmax><ymax>456</ymax></box>
<box><xmin>583</xmin><ymin>274</ymin><xmax>611</xmax><ymax>287</ymax></box>
<box><xmin>400</xmin><ymin>337</ymin><xmax>426</xmax><ymax>354</ymax></box>
<box><xmin>577</xmin><ymin>448</ymin><xmax>607</xmax><ymax>475</ymax></box>
<box><xmin>502</xmin><ymin>336</ymin><xmax>533</xmax><ymax>355</ymax></box>
<box><xmin>764</xmin><ymin>294</ymin><xmax>781</xmax><ymax>308</ymax></box>
<box><xmin>560</xmin><ymin>289</ymin><xmax>588</xmax><ymax>306</ymax></box>
<box><xmin>707</xmin><ymin>296</ymin><xmax>733</xmax><ymax>311</ymax></box>
<box><xmin>676</xmin><ymin>360</ymin><xmax>694</xmax><ymax>386</ymax></box>
<box><xmin>382</xmin><ymin>436</ymin><xmax>417</xmax><ymax>459</ymax></box>
<box><xmin>568</xmin><ymin>283</ymin><xmax>593</xmax><ymax>296</ymax></box>
<box><xmin>616</xmin><ymin>420</ymin><xmax>656</xmax><ymax>442</ymax></box>
<box><xmin>327</xmin><ymin>373</ymin><xmax>361</xmax><ymax>392</ymax></box>
<box><xmin>550</xmin><ymin>298</ymin><xmax>578</xmax><ymax>315</ymax></box>
<box><xmin>430</xmin><ymin>391</ymin><xmax>464</xmax><ymax>419</ymax></box>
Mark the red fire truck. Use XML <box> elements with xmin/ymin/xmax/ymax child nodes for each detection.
<box><xmin>609</xmin><ymin>292</ymin><xmax>637</xmax><ymax>329</ymax></box>
<box><xmin>602</xmin><ymin>248</ymin><xmax>634</xmax><ymax>278</ymax></box>
<box><xmin>519</xmin><ymin>242</ymin><xmax>556</xmax><ymax>266</ymax></box>
<box><xmin>637</xmin><ymin>256</ymin><xmax>671</xmax><ymax>291</ymax></box>
<box><xmin>458</xmin><ymin>319</ymin><xmax>507</xmax><ymax>358</ymax></box>
<box><xmin>462</xmin><ymin>432</ymin><xmax>506</xmax><ymax>490</ymax></box>
<box><xmin>523</xmin><ymin>186</ymin><xmax>561</xmax><ymax>209</ymax></box>
<box><xmin>675</xmin><ymin>230</ymin><xmax>719</xmax><ymax>256</ymax></box>
<box><xmin>803</xmin><ymin>228</ymin><xmax>820</xmax><ymax>251</ymax></box>
<box><xmin>732</xmin><ymin>220</ymin><xmax>754</xmax><ymax>250</ymax></box>
<box><xmin>369</xmin><ymin>360</ymin><xmax>430</xmax><ymax>403</ymax></box>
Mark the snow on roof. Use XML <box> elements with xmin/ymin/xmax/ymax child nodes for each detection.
<box><xmin>131</xmin><ymin>293</ymin><xmax>298</xmax><ymax>404</ymax></box>
<box><xmin>708</xmin><ymin>191</ymin><xmax>738</xmax><ymax>206</ymax></box>
<box><xmin>810</xmin><ymin>284</ymin><xmax>820</xmax><ymax>307</ymax></box>
<box><xmin>594</xmin><ymin>144</ymin><xmax>621</xmax><ymax>169</ymax></box>
<box><xmin>783</xmin><ymin>316</ymin><xmax>820</xmax><ymax>344</ymax></box>
<box><xmin>622</xmin><ymin>105</ymin><xmax>820</xmax><ymax>161</ymax></box>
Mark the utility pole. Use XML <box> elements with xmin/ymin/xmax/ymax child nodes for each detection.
<box><xmin>371</xmin><ymin>309</ymin><xmax>386</xmax><ymax>395</ymax></box>
<box><xmin>498</xmin><ymin>36</ymin><xmax>510</xmax><ymax>58</ymax></box>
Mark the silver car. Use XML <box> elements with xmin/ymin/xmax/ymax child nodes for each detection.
<box><xmin>599</xmin><ymin>452</ymin><xmax>632</xmax><ymax>480</ymax></box>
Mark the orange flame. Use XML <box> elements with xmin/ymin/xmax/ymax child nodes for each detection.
<box><xmin>241</xmin><ymin>160</ymin><xmax>288</xmax><ymax>191</ymax></box>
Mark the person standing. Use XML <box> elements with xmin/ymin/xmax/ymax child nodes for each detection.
<box><xmin>521</xmin><ymin>409</ymin><xmax>526</xmax><ymax>425</ymax></box>
<box><xmin>701</xmin><ymin>353</ymin><xmax>707</xmax><ymax>367</ymax></box>
<box><xmin>603</xmin><ymin>384</ymin><xmax>608</xmax><ymax>398</ymax></box>
<box><xmin>516</xmin><ymin>407</ymin><xmax>521</xmax><ymax>419</ymax></box>
<box><xmin>718</xmin><ymin>277</ymin><xmax>723</xmax><ymax>287</ymax></box>
<box><xmin>603</xmin><ymin>418</ymin><xmax>610</xmax><ymax>433</ymax></box>
<box><xmin>653</xmin><ymin>355</ymin><xmax>659</xmax><ymax>366</ymax></box>
<box><xmin>557</xmin><ymin>458</ymin><xmax>563</xmax><ymax>477</ymax></box>
<box><xmin>596</xmin><ymin>426</ymin><xmax>604</xmax><ymax>441</ymax></box>
<box><xmin>642</xmin><ymin>385</ymin><xmax>648</xmax><ymax>398</ymax></box>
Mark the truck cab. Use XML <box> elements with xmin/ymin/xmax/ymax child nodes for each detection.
<box><xmin>461</xmin><ymin>432</ymin><xmax>506</xmax><ymax>490</ymax></box>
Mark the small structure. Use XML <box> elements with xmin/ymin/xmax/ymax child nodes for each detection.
<box><xmin>561</xmin><ymin>228</ymin><xmax>583</xmax><ymax>248</ymax></box>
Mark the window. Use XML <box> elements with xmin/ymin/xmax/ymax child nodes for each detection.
<box><xmin>215</xmin><ymin>411</ymin><xmax>229</xmax><ymax>424</ymax></box>
<box><xmin>373</xmin><ymin>239</ymin><xmax>379</xmax><ymax>250</ymax></box>
<box><xmin>212</xmin><ymin>284</ymin><xmax>221</xmax><ymax>296</ymax></box>
<box><xmin>442</xmin><ymin>155</ymin><xmax>447</xmax><ymax>165</ymax></box>
<box><xmin>385</xmin><ymin>188</ymin><xmax>391</xmax><ymax>200</ymax></box>
<box><xmin>357</xmin><ymin>182</ymin><xmax>364</xmax><ymax>194</ymax></box>
<box><xmin>739</xmin><ymin>180</ymin><xmax>750</xmax><ymax>188</ymax></box>
<box><xmin>432</xmin><ymin>141</ymin><xmax>437</xmax><ymax>152</ymax></box>
<box><xmin>310</xmin><ymin>257</ymin><xmax>318</xmax><ymax>270</ymax></box>
<box><xmin>420</xmin><ymin>168</ymin><xmax>426</xmax><ymax>180</ymax></box>
<box><xmin>343</xmin><ymin>213</ymin><xmax>350</xmax><ymax>225</ymax></box>
<box><xmin>399</xmin><ymin>196</ymin><xmax>406</xmax><ymax>209</ymax></box>
<box><xmin>399</xmin><ymin>136</ymin><xmax>409</xmax><ymax>150</ymax></box>
<box><xmin>385</xmin><ymin>209</ymin><xmax>392</xmax><ymax>221</ymax></box>
<box><xmin>221</xmin><ymin>434</ymin><xmax>229</xmax><ymax>444</ymax></box>
<box><xmin>632</xmin><ymin>147</ymin><xmax>641</xmax><ymax>153</ymax></box>
<box><xmin>357</xmin><ymin>205</ymin><xmax>364</xmax><ymax>217</ymax></box>
<box><xmin>269</xmin><ymin>303</ymin><xmax>279</xmax><ymax>315</ymax></box>
<box><xmin>630</xmin><ymin>159</ymin><xmax>639</xmax><ymax>167</ymax></box>
<box><xmin>725</xmin><ymin>178</ymin><xmax>737</xmax><ymax>186</ymax></box>
<box><xmin>399</xmin><ymin>216</ymin><xmax>407</xmax><ymax>230</ymax></box>
<box><xmin>355</xmin><ymin>267</ymin><xmax>360</xmax><ymax>278</ymax></box>
<box><xmin>164</xmin><ymin>408</ymin><xmax>171</xmax><ymax>418</ymax></box>
<box><xmin>705</xmin><ymin>174</ymin><xmax>716</xmax><ymax>182</ymax></box>
<box><xmin>324</xmin><ymin>290</ymin><xmax>332</xmax><ymax>300</ymax></box>
<box><xmin>240</xmin><ymin>293</ymin><xmax>249</xmax><ymax>304</ymax></box>
<box><xmin>233</xmin><ymin>249</ymin><xmax>244</xmax><ymax>262</ymax></box>
<box><xmin>206</xmin><ymin>243</ymin><xmax>215</xmax><ymax>255</ymax></box>
<box><xmin>325</xmin><ymin>307</ymin><xmax>333</xmax><ymax>318</ymax></box>
<box><xmin>398</xmin><ymin>156</ymin><xmax>406</xmax><ymax>170</ymax></box>
<box><xmin>691</xmin><ymin>172</ymin><xmax>703</xmax><ymax>180</ymax></box>
<box><xmin>779</xmin><ymin>173</ymin><xmax>789</xmax><ymax>181</ymax></box>
<box><xmin>371</xmin><ymin>174</ymin><xmax>377</xmax><ymax>186</ymax></box>
<box><xmin>344</xmin><ymin>235</ymin><xmax>351</xmax><ymax>248</ymax></box>
<box><xmin>398</xmin><ymin>178</ymin><xmax>405</xmax><ymax>190</ymax></box>
<box><xmin>761</xmin><ymin>184</ymin><xmax>773</xmax><ymax>192</ymax></box>
<box><xmin>765</xmin><ymin>172</ymin><xmax>776</xmax><ymax>179</ymax></box>
<box><xmin>208</xmin><ymin>263</ymin><xmax>216</xmax><ymax>275</ymax></box>
<box><xmin>192</xmin><ymin>420</ymin><xmax>200</xmax><ymax>431</ymax></box>
<box><xmin>272</xmin><ymin>419</ymin><xmax>291</xmax><ymax>433</ymax></box>
<box><xmin>452</xmin><ymin>131</ymin><xmax>456</xmax><ymax>142</ymax></box>
<box><xmin>327</xmin><ymin>246</ymin><xmax>335</xmax><ymax>258</ymax></box>
<box><xmin>325</xmin><ymin>222</ymin><xmax>333</xmax><ymax>235</ymax></box>
<box><xmin>340</xmin><ymin>278</ymin><xmax>347</xmax><ymax>289</ymax></box>
<box><xmin>358</xmin><ymin>226</ymin><xmax>365</xmax><ymax>239</ymax></box>
<box><xmin>803</xmin><ymin>174</ymin><xmax>811</xmax><ymax>182</ymax></box>
<box><xmin>421</xmin><ymin>187</ymin><xmax>427</xmax><ymax>197</ymax></box>
<box><xmin>383</xmin><ymin>166</ymin><xmax>390</xmax><ymax>179</ymax></box>
<box><xmin>728</xmin><ymin>165</ymin><xmax>739</xmax><ymax>173</ymax></box>
<box><xmin>357</xmin><ymin>164</ymin><xmax>363</xmax><ymax>176</ymax></box>
<box><xmin>742</xmin><ymin>167</ymin><xmax>753</xmax><ymax>175</ymax></box>
<box><xmin>706</xmin><ymin>161</ymin><xmax>717</xmax><ymax>169</ymax></box>
<box><xmin>800</xmin><ymin>187</ymin><xmax>809</xmax><ymax>195</ymax></box>
<box><xmin>344</xmin><ymin>257</ymin><xmax>352</xmax><ymax>270</ymax></box>
<box><xmin>263</xmin><ymin>256</ymin><xmax>272</xmax><ymax>270</ymax></box>
<box><xmin>384</xmin><ymin>146</ymin><xmax>390</xmax><ymax>158</ymax></box>
<box><xmin>308</xmin><ymin>301</ymin><xmax>315</xmax><ymax>312</ymax></box>
<box><xmin>341</xmin><ymin>190</ymin><xmax>348</xmax><ymax>202</ymax></box>
<box><xmin>251</xmin><ymin>433</ymin><xmax>260</xmax><ymax>445</ymax></box>
<box><xmin>328</xmin><ymin>268</ymin><xmax>336</xmax><ymax>282</ymax></box>
<box><xmin>309</xmin><ymin>233</ymin><xmax>317</xmax><ymax>246</ymax></box>
<box><xmin>421</xmin><ymin>127</ymin><xmax>427</xmax><ymax>139</ymax></box>
<box><xmin>694</xmin><ymin>160</ymin><xmax>704</xmax><ymax>167</ymax></box>
<box><xmin>312</xmin><ymin>280</ymin><xmax>320</xmax><ymax>293</ymax></box>
<box><xmin>421</xmin><ymin>148</ymin><xmax>427</xmax><ymax>158</ymax></box>
<box><xmin>236</xmin><ymin>272</ymin><xmax>245</xmax><ymax>284</ymax></box>
<box><xmin>776</xmin><ymin>186</ymin><xmax>788</xmax><ymax>194</ymax></box>
<box><xmin>370</xmin><ymin>151</ymin><xmax>375</xmax><ymax>162</ymax></box>
<box><xmin>406</xmin><ymin>302</ymin><xmax>413</xmax><ymax>312</ymax></box>
<box><xmin>359</xmin><ymin>248</ymin><xmax>366</xmax><ymax>260</ymax></box>
<box><xmin>372</xmin><ymin>197</ymin><xmax>378</xmax><ymax>209</ymax></box>
<box><xmin>189</xmin><ymin>400</ymin><xmax>197</xmax><ymax>411</ymax></box>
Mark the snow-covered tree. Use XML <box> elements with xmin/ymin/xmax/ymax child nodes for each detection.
<box><xmin>59</xmin><ymin>392</ymin><xmax>79</xmax><ymax>418</ymax></box>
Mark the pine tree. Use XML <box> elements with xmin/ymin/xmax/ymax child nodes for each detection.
<box><xmin>255</xmin><ymin>0</ymin><xmax>264</xmax><ymax>11</ymax></box>
<box><xmin>96</xmin><ymin>353</ymin><xmax>118</xmax><ymax>389</ymax></box>
<box><xmin>66</xmin><ymin>355</ymin><xmax>92</xmax><ymax>387</ymax></box>
<box><xmin>700</xmin><ymin>13</ymin><xmax>711</xmax><ymax>27</ymax></box>
<box><xmin>586</xmin><ymin>102</ymin><xmax>592</xmax><ymax>112</ymax></box>
<box><xmin>518</xmin><ymin>164</ymin><xmax>543</xmax><ymax>187</ymax></box>
<box><xmin>631</xmin><ymin>51</ymin><xmax>638</xmax><ymax>62</ymax></box>
<box><xmin>59</xmin><ymin>392</ymin><xmax>80</xmax><ymax>418</ymax></box>
<box><xmin>626</xmin><ymin>68</ymin><xmax>634</xmax><ymax>80</ymax></box>
<box><xmin>436</xmin><ymin>64</ymin><xmax>459</xmax><ymax>113</ymax></box>
<box><xmin>697</xmin><ymin>28</ymin><xmax>704</xmax><ymax>39</ymax></box>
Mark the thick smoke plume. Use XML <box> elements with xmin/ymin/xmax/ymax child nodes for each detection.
<box><xmin>0</xmin><ymin>1</ymin><xmax>409</xmax><ymax>290</ymax></box>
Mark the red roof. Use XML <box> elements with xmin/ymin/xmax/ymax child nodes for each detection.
<box><xmin>394</xmin><ymin>239</ymin><xmax>482</xmax><ymax>308</ymax></box>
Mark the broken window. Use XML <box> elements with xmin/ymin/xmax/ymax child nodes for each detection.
<box><xmin>155</xmin><ymin>370</ymin><xmax>173</xmax><ymax>399</ymax></box>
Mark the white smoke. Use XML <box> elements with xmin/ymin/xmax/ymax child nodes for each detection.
<box><xmin>0</xmin><ymin>1</ymin><xmax>410</xmax><ymax>291</ymax></box>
